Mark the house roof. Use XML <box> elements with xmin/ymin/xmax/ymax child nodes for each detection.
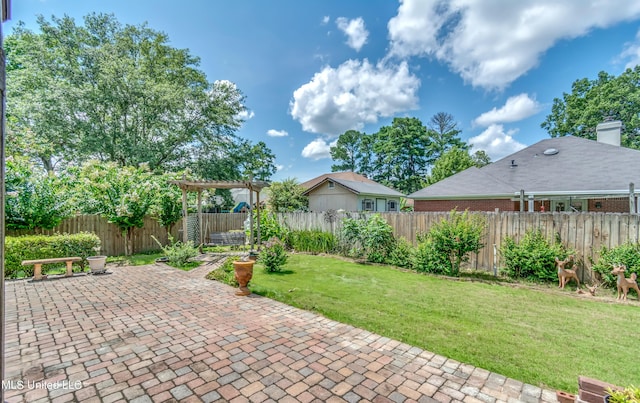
<box><xmin>302</xmin><ymin>172</ymin><xmax>405</xmax><ymax>197</ymax></box>
<box><xmin>408</xmin><ymin>136</ymin><xmax>640</xmax><ymax>199</ymax></box>
<box><xmin>300</xmin><ymin>171</ymin><xmax>377</xmax><ymax>190</ymax></box>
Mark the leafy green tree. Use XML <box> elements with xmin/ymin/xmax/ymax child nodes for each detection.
<box><xmin>74</xmin><ymin>160</ymin><xmax>160</xmax><ymax>255</ymax></box>
<box><xmin>267</xmin><ymin>178</ymin><xmax>308</xmax><ymax>212</ymax></box>
<box><xmin>154</xmin><ymin>172</ymin><xmax>187</xmax><ymax>234</ymax></box>
<box><xmin>427</xmin><ymin>112</ymin><xmax>467</xmax><ymax>160</ymax></box>
<box><xmin>372</xmin><ymin>117</ymin><xmax>432</xmax><ymax>194</ymax></box>
<box><xmin>330</xmin><ymin>130</ymin><xmax>366</xmax><ymax>172</ymax></box>
<box><xmin>6</xmin><ymin>14</ymin><xmax>247</xmax><ymax>172</ymax></box>
<box><xmin>541</xmin><ymin>66</ymin><xmax>640</xmax><ymax>148</ymax></box>
<box><xmin>235</xmin><ymin>140</ymin><xmax>277</xmax><ymax>181</ymax></box>
<box><xmin>426</xmin><ymin>147</ymin><xmax>476</xmax><ymax>185</ymax></box>
<box><xmin>425</xmin><ymin>148</ymin><xmax>490</xmax><ymax>185</ymax></box>
<box><xmin>5</xmin><ymin>157</ymin><xmax>73</xmax><ymax>230</ymax></box>
<box><xmin>471</xmin><ymin>150</ymin><xmax>491</xmax><ymax>167</ymax></box>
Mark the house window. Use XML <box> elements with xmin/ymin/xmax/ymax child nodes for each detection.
<box><xmin>362</xmin><ymin>199</ymin><xmax>374</xmax><ymax>211</ymax></box>
<box><xmin>328</xmin><ymin>181</ymin><xmax>335</xmax><ymax>189</ymax></box>
<box><xmin>388</xmin><ymin>200</ymin><xmax>397</xmax><ymax>211</ymax></box>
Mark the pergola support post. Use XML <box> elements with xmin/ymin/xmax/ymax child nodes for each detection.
<box><xmin>181</xmin><ymin>188</ymin><xmax>188</xmax><ymax>243</ymax></box>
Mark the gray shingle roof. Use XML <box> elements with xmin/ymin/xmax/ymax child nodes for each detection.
<box><xmin>408</xmin><ymin>136</ymin><xmax>640</xmax><ymax>199</ymax></box>
<box><xmin>330</xmin><ymin>178</ymin><xmax>405</xmax><ymax>197</ymax></box>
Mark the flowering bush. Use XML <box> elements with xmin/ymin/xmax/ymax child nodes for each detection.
<box><xmin>259</xmin><ymin>237</ymin><xmax>288</xmax><ymax>273</ymax></box>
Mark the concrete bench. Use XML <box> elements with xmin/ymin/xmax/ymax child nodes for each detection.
<box><xmin>206</xmin><ymin>232</ymin><xmax>246</xmax><ymax>246</ymax></box>
<box><xmin>22</xmin><ymin>257</ymin><xmax>82</xmax><ymax>281</ymax></box>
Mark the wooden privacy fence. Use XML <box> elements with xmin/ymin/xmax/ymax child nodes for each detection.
<box><xmin>5</xmin><ymin>213</ymin><xmax>248</xmax><ymax>256</ymax></box>
<box><xmin>276</xmin><ymin>211</ymin><xmax>640</xmax><ymax>279</ymax></box>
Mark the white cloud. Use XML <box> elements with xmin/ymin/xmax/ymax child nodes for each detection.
<box><xmin>620</xmin><ymin>29</ymin><xmax>640</xmax><ymax>69</ymax></box>
<box><xmin>301</xmin><ymin>138</ymin><xmax>337</xmax><ymax>160</ymax></box>
<box><xmin>267</xmin><ymin>129</ymin><xmax>288</xmax><ymax>137</ymax></box>
<box><xmin>474</xmin><ymin>94</ymin><xmax>542</xmax><ymax>127</ymax></box>
<box><xmin>336</xmin><ymin>17</ymin><xmax>369</xmax><ymax>51</ymax></box>
<box><xmin>469</xmin><ymin>124</ymin><xmax>526</xmax><ymax>160</ymax></box>
<box><xmin>275</xmin><ymin>164</ymin><xmax>284</xmax><ymax>171</ymax></box>
<box><xmin>322</xmin><ymin>15</ymin><xmax>330</xmax><ymax>25</ymax></box>
<box><xmin>388</xmin><ymin>0</ymin><xmax>640</xmax><ymax>90</ymax></box>
<box><xmin>290</xmin><ymin>59</ymin><xmax>420</xmax><ymax>135</ymax></box>
<box><xmin>237</xmin><ymin>109</ymin><xmax>255</xmax><ymax>120</ymax></box>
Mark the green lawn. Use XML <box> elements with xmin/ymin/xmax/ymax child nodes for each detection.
<box><xmin>247</xmin><ymin>254</ymin><xmax>638</xmax><ymax>392</ymax></box>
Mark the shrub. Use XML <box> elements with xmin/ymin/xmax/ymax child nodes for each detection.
<box><xmin>412</xmin><ymin>237</ymin><xmax>451</xmax><ymax>274</ymax></box>
<box><xmin>341</xmin><ymin>214</ymin><xmax>395</xmax><ymax>263</ymax></box>
<box><xmin>248</xmin><ymin>210</ymin><xmax>289</xmax><ymax>243</ymax></box>
<box><xmin>205</xmin><ymin>257</ymin><xmax>238</xmax><ymax>287</ymax></box>
<box><xmin>259</xmin><ymin>237</ymin><xmax>289</xmax><ymax>273</ymax></box>
<box><xmin>591</xmin><ymin>243</ymin><xmax>640</xmax><ymax>287</ymax></box>
<box><xmin>387</xmin><ymin>237</ymin><xmax>414</xmax><ymax>268</ymax></box>
<box><xmin>290</xmin><ymin>230</ymin><xmax>336</xmax><ymax>254</ymax></box>
<box><xmin>421</xmin><ymin>209</ymin><xmax>486</xmax><ymax>276</ymax></box>
<box><xmin>500</xmin><ymin>230</ymin><xmax>570</xmax><ymax>282</ymax></box>
<box><xmin>5</xmin><ymin>232</ymin><xmax>101</xmax><ymax>278</ymax></box>
<box><xmin>152</xmin><ymin>234</ymin><xmax>198</xmax><ymax>267</ymax></box>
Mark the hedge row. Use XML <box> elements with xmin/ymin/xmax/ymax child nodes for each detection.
<box><xmin>5</xmin><ymin>232</ymin><xmax>101</xmax><ymax>278</ymax></box>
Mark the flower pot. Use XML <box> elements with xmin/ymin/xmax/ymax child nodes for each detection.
<box><xmin>233</xmin><ymin>260</ymin><xmax>254</xmax><ymax>296</ymax></box>
<box><xmin>87</xmin><ymin>256</ymin><xmax>107</xmax><ymax>274</ymax></box>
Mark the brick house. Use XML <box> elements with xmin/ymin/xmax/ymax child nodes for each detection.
<box><xmin>301</xmin><ymin>172</ymin><xmax>404</xmax><ymax>212</ymax></box>
<box><xmin>408</xmin><ymin>131</ymin><xmax>640</xmax><ymax>213</ymax></box>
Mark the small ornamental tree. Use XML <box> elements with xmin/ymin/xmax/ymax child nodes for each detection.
<box><xmin>154</xmin><ymin>172</ymin><xmax>188</xmax><ymax>235</ymax></box>
<box><xmin>75</xmin><ymin>160</ymin><xmax>160</xmax><ymax>255</ymax></box>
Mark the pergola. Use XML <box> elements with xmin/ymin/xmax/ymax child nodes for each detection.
<box><xmin>168</xmin><ymin>179</ymin><xmax>270</xmax><ymax>251</ymax></box>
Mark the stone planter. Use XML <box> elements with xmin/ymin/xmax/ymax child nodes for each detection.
<box><xmin>87</xmin><ymin>256</ymin><xmax>107</xmax><ymax>274</ymax></box>
<box><xmin>233</xmin><ymin>260</ymin><xmax>254</xmax><ymax>296</ymax></box>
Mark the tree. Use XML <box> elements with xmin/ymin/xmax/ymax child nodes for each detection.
<box><xmin>74</xmin><ymin>160</ymin><xmax>160</xmax><ymax>255</ymax></box>
<box><xmin>6</xmin><ymin>14</ymin><xmax>247</xmax><ymax>172</ymax></box>
<box><xmin>471</xmin><ymin>150</ymin><xmax>491</xmax><ymax>167</ymax></box>
<box><xmin>428</xmin><ymin>112</ymin><xmax>467</xmax><ymax>160</ymax></box>
<box><xmin>267</xmin><ymin>178</ymin><xmax>308</xmax><ymax>212</ymax></box>
<box><xmin>372</xmin><ymin>117</ymin><xmax>432</xmax><ymax>194</ymax></box>
<box><xmin>235</xmin><ymin>141</ymin><xmax>277</xmax><ymax>181</ymax></box>
<box><xmin>541</xmin><ymin>66</ymin><xmax>640</xmax><ymax>148</ymax></box>
<box><xmin>426</xmin><ymin>147</ymin><xmax>476</xmax><ymax>185</ymax></box>
<box><xmin>330</xmin><ymin>130</ymin><xmax>365</xmax><ymax>172</ymax></box>
<box><xmin>5</xmin><ymin>157</ymin><xmax>73</xmax><ymax>230</ymax></box>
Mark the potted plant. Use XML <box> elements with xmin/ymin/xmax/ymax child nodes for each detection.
<box><xmin>86</xmin><ymin>255</ymin><xmax>108</xmax><ymax>274</ymax></box>
<box><xmin>605</xmin><ymin>386</ymin><xmax>640</xmax><ymax>403</ymax></box>
<box><xmin>233</xmin><ymin>258</ymin><xmax>254</xmax><ymax>296</ymax></box>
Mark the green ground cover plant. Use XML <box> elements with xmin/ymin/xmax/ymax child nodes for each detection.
<box><xmin>241</xmin><ymin>253</ymin><xmax>638</xmax><ymax>392</ymax></box>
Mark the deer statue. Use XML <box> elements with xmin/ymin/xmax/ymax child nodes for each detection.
<box><xmin>611</xmin><ymin>264</ymin><xmax>640</xmax><ymax>301</ymax></box>
<box><xmin>555</xmin><ymin>255</ymin><xmax>580</xmax><ymax>289</ymax></box>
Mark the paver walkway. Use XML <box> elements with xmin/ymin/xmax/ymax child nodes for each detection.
<box><xmin>3</xmin><ymin>260</ymin><xmax>559</xmax><ymax>403</ymax></box>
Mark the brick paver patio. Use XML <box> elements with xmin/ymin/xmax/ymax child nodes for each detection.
<box><xmin>3</xmin><ymin>260</ymin><xmax>559</xmax><ymax>402</ymax></box>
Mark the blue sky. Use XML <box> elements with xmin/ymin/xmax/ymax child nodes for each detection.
<box><xmin>6</xmin><ymin>0</ymin><xmax>640</xmax><ymax>182</ymax></box>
